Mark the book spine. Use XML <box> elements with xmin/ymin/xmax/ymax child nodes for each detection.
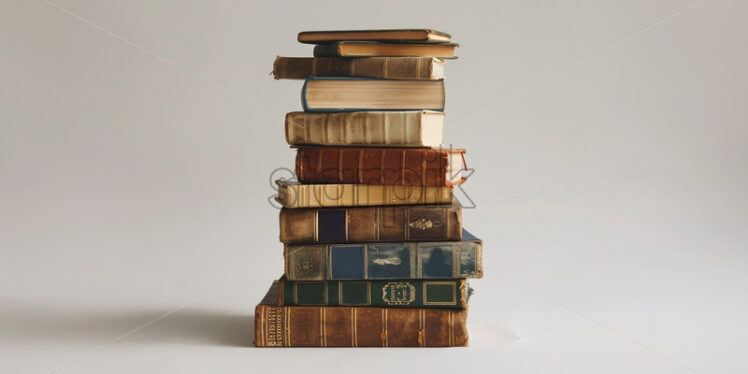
<box><xmin>273</xmin><ymin>57</ymin><xmax>441</xmax><ymax>80</ymax></box>
<box><xmin>296</xmin><ymin>148</ymin><xmax>450</xmax><ymax>187</ymax></box>
<box><xmin>279</xmin><ymin>204</ymin><xmax>462</xmax><ymax>243</ymax></box>
<box><xmin>301</xmin><ymin>77</ymin><xmax>446</xmax><ymax>112</ymax></box>
<box><xmin>275</xmin><ymin>182</ymin><xmax>453</xmax><ymax>208</ymax></box>
<box><xmin>255</xmin><ymin>305</ymin><xmax>468</xmax><ymax>347</ymax></box>
<box><xmin>312</xmin><ymin>42</ymin><xmax>342</xmax><ymax>58</ymax></box>
<box><xmin>285</xmin><ymin>111</ymin><xmax>443</xmax><ymax>147</ymax></box>
<box><xmin>284</xmin><ymin>240</ymin><xmax>482</xmax><ymax>280</ymax></box>
<box><xmin>278</xmin><ymin>279</ymin><xmax>467</xmax><ymax>309</ymax></box>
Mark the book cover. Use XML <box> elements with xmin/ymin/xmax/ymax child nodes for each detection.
<box><xmin>255</xmin><ymin>303</ymin><xmax>468</xmax><ymax>347</ymax></box>
<box><xmin>273</xmin><ymin>56</ymin><xmax>445</xmax><ymax>80</ymax></box>
<box><xmin>279</xmin><ymin>201</ymin><xmax>462</xmax><ymax>244</ymax></box>
<box><xmin>275</xmin><ymin>180</ymin><xmax>452</xmax><ymax>208</ymax></box>
<box><xmin>296</xmin><ymin>147</ymin><xmax>467</xmax><ymax>187</ymax></box>
<box><xmin>313</xmin><ymin>41</ymin><xmax>458</xmax><ymax>58</ymax></box>
<box><xmin>284</xmin><ymin>229</ymin><xmax>482</xmax><ymax>280</ymax></box>
<box><xmin>297</xmin><ymin>29</ymin><xmax>451</xmax><ymax>44</ymax></box>
<box><xmin>275</xmin><ymin>278</ymin><xmax>468</xmax><ymax>309</ymax></box>
<box><xmin>301</xmin><ymin>77</ymin><xmax>445</xmax><ymax>112</ymax></box>
<box><xmin>285</xmin><ymin>111</ymin><xmax>443</xmax><ymax>147</ymax></box>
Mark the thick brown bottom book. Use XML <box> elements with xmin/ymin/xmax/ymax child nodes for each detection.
<box><xmin>254</xmin><ymin>282</ymin><xmax>468</xmax><ymax>347</ymax></box>
<box><xmin>255</xmin><ymin>304</ymin><xmax>467</xmax><ymax>347</ymax></box>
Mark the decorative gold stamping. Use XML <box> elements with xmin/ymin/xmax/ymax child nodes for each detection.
<box><xmin>408</xmin><ymin>218</ymin><xmax>433</xmax><ymax>230</ymax></box>
<box><xmin>381</xmin><ymin>282</ymin><xmax>416</xmax><ymax>305</ymax></box>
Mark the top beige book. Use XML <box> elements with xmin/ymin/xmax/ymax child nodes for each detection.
<box><xmin>297</xmin><ymin>29</ymin><xmax>451</xmax><ymax>44</ymax></box>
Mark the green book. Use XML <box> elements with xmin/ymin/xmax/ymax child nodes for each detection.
<box><xmin>275</xmin><ymin>277</ymin><xmax>468</xmax><ymax>309</ymax></box>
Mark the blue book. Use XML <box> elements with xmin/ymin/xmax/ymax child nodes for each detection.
<box><xmin>284</xmin><ymin>229</ymin><xmax>482</xmax><ymax>281</ymax></box>
<box><xmin>301</xmin><ymin>76</ymin><xmax>445</xmax><ymax>112</ymax></box>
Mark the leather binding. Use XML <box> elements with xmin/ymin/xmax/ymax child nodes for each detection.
<box><xmin>296</xmin><ymin>147</ymin><xmax>466</xmax><ymax>187</ymax></box>
<box><xmin>255</xmin><ymin>283</ymin><xmax>468</xmax><ymax>347</ymax></box>
<box><xmin>276</xmin><ymin>278</ymin><xmax>468</xmax><ymax>309</ymax></box>
<box><xmin>279</xmin><ymin>201</ymin><xmax>462</xmax><ymax>244</ymax></box>
<box><xmin>312</xmin><ymin>42</ymin><xmax>459</xmax><ymax>59</ymax></box>
<box><xmin>284</xmin><ymin>229</ymin><xmax>482</xmax><ymax>280</ymax></box>
<box><xmin>273</xmin><ymin>57</ymin><xmax>445</xmax><ymax>80</ymax></box>
<box><xmin>275</xmin><ymin>180</ymin><xmax>452</xmax><ymax>208</ymax></box>
<box><xmin>285</xmin><ymin>111</ymin><xmax>444</xmax><ymax>147</ymax></box>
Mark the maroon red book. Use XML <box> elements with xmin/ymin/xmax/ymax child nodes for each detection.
<box><xmin>295</xmin><ymin>147</ymin><xmax>467</xmax><ymax>187</ymax></box>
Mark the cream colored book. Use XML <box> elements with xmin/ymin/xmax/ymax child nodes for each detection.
<box><xmin>275</xmin><ymin>180</ymin><xmax>452</xmax><ymax>208</ymax></box>
<box><xmin>285</xmin><ymin>111</ymin><xmax>443</xmax><ymax>147</ymax></box>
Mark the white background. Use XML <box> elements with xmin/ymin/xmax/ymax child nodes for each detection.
<box><xmin>1</xmin><ymin>1</ymin><xmax>747</xmax><ymax>373</ymax></box>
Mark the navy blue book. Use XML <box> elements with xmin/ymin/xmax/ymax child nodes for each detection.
<box><xmin>284</xmin><ymin>229</ymin><xmax>482</xmax><ymax>281</ymax></box>
<box><xmin>301</xmin><ymin>76</ymin><xmax>445</xmax><ymax>112</ymax></box>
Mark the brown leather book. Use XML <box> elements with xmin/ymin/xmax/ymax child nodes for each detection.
<box><xmin>273</xmin><ymin>57</ymin><xmax>445</xmax><ymax>80</ymax></box>
<box><xmin>285</xmin><ymin>111</ymin><xmax>444</xmax><ymax>147</ymax></box>
<box><xmin>313</xmin><ymin>42</ymin><xmax>458</xmax><ymax>59</ymax></box>
<box><xmin>279</xmin><ymin>201</ymin><xmax>462</xmax><ymax>244</ymax></box>
<box><xmin>254</xmin><ymin>282</ymin><xmax>468</xmax><ymax>347</ymax></box>
<box><xmin>296</xmin><ymin>147</ymin><xmax>467</xmax><ymax>187</ymax></box>
<box><xmin>275</xmin><ymin>181</ymin><xmax>452</xmax><ymax>208</ymax></box>
<box><xmin>298</xmin><ymin>29</ymin><xmax>451</xmax><ymax>44</ymax></box>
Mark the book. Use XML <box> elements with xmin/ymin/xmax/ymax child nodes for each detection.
<box><xmin>274</xmin><ymin>278</ymin><xmax>468</xmax><ymax>309</ymax></box>
<box><xmin>296</xmin><ymin>147</ymin><xmax>466</xmax><ymax>187</ymax></box>
<box><xmin>302</xmin><ymin>77</ymin><xmax>445</xmax><ymax>112</ymax></box>
<box><xmin>255</xmin><ymin>304</ymin><xmax>468</xmax><ymax>347</ymax></box>
<box><xmin>284</xmin><ymin>229</ymin><xmax>483</xmax><ymax>281</ymax></box>
<box><xmin>273</xmin><ymin>57</ymin><xmax>445</xmax><ymax>80</ymax></box>
<box><xmin>285</xmin><ymin>111</ymin><xmax>444</xmax><ymax>147</ymax></box>
<box><xmin>313</xmin><ymin>42</ymin><xmax>458</xmax><ymax>58</ymax></box>
<box><xmin>275</xmin><ymin>180</ymin><xmax>452</xmax><ymax>208</ymax></box>
<box><xmin>279</xmin><ymin>200</ymin><xmax>462</xmax><ymax>244</ymax></box>
<box><xmin>297</xmin><ymin>29</ymin><xmax>451</xmax><ymax>44</ymax></box>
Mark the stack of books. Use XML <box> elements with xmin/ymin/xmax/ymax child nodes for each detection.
<box><xmin>254</xmin><ymin>29</ymin><xmax>483</xmax><ymax>347</ymax></box>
